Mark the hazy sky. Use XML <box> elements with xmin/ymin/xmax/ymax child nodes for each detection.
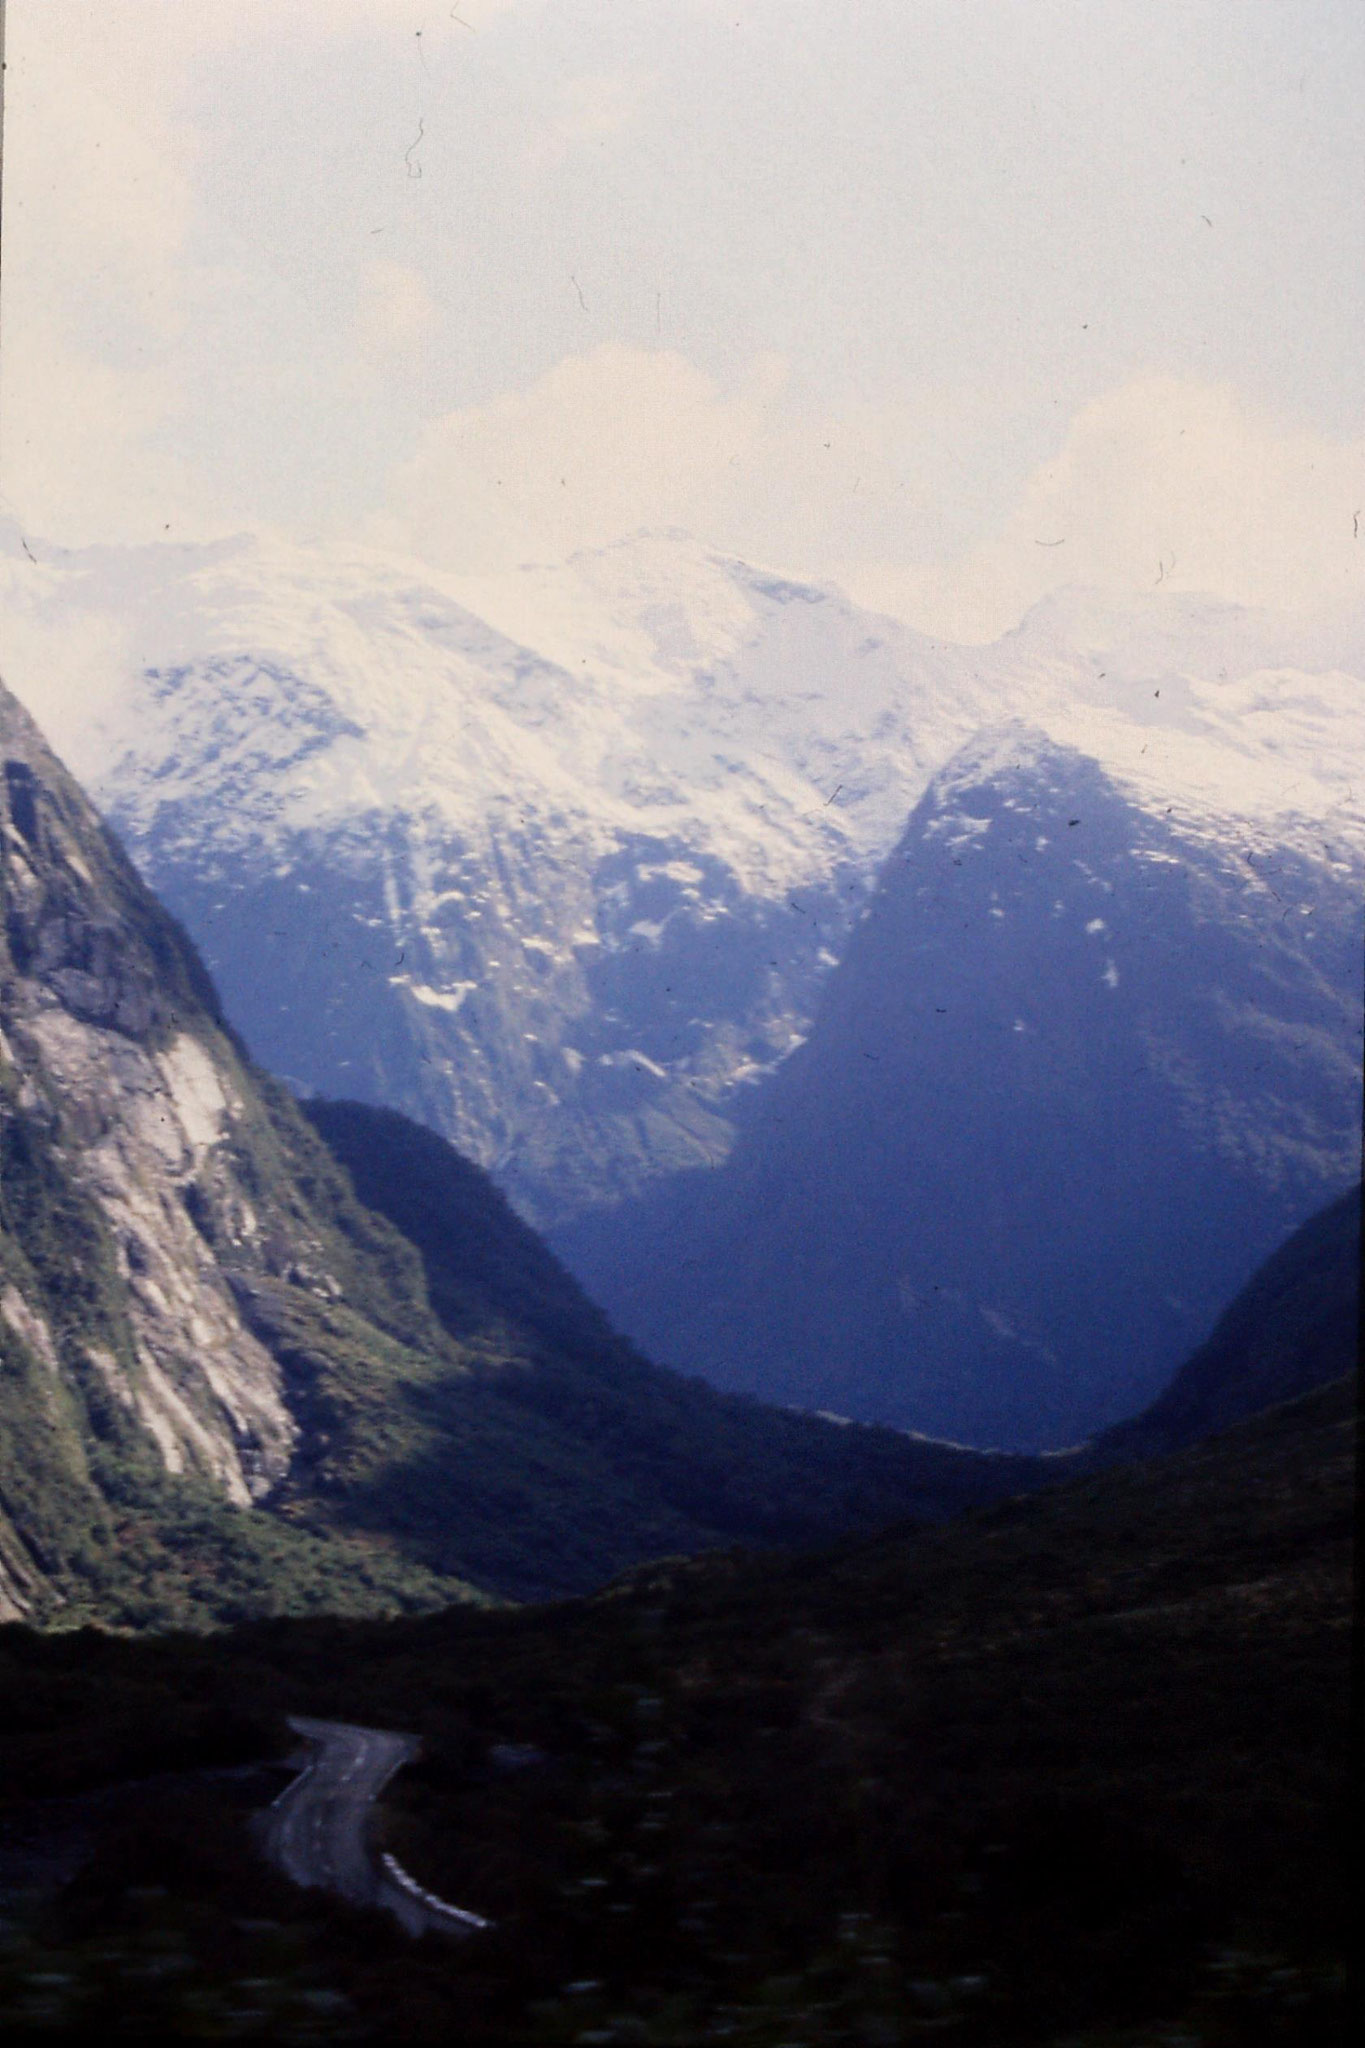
<box><xmin>2</xmin><ymin>0</ymin><xmax>1362</xmax><ymax>636</ymax></box>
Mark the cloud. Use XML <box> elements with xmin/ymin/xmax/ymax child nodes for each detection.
<box><xmin>5</xmin><ymin>7</ymin><xmax>1359</xmax><ymax>634</ymax></box>
<box><xmin>368</xmin><ymin>350</ymin><xmax>1365</xmax><ymax>638</ymax></box>
<box><xmin>355</xmin><ymin>261</ymin><xmax>440</xmax><ymax>363</ymax></box>
<box><xmin>0</xmin><ymin>8</ymin><xmax>207</xmax><ymax>540</ymax></box>
<box><xmin>366</xmin><ymin>346</ymin><xmax>787</xmax><ymax>572</ymax></box>
<box><xmin>366</xmin><ymin>344</ymin><xmax>970</xmax><ymax>577</ymax></box>
<box><xmin>844</xmin><ymin>379</ymin><xmax>1365</xmax><ymax>639</ymax></box>
<box><xmin>1</xmin><ymin>11</ymin><xmax>197</xmax><ymax>328</ymax></box>
<box><xmin>0</xmin><ymin>313</ymin><xmax>209</xmax><ymax>545</ymax></box>
<box><xmin>0</xmin><ymin>0</ymin><xmax>525</xmax><ymax>543</ymax></box>
<box><xmin>529</xmin><ymin>71</ymin><xmax>651</xmax><ymax>173</ymax></box>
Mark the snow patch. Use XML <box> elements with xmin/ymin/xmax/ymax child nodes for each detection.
<box><xmin>404</xmin><ymin>980</ymin><xmax>477</xmax><ymax>1013</ymax></box>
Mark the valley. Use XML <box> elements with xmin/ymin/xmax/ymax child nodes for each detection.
<box><xmin>0</xmin><ymin>527</ymin><xmax>1358</xmax><ymax>2046</ymax></box>
<box><xmin>0</xmin><ymin>6</ymin><xmax>1358</xmax><ymax>2038</ymax></box>
<box><xmin>3</xmin><ymin>524</ymin><xmax>1361</xmax><ymax>1452</ymax></box>
<box><xmin>0</xmin><ymin>1364</ymin><xmax>1353</xmax><ymax>2039</ymax></box>
<box><xmin>0</xmin><ymin>1133</ymin><xmax>1356</xmax><ymax>2038</ymax></box>
<box><xmin>0</xmin><ymin>550</ymin><xmax>1355</xmax><ymax>2040</ymax></box>
<box><xmin>563</xmin><ymin>723</ymin><xmax>1362</xmax><ymax>1445</ymax></box>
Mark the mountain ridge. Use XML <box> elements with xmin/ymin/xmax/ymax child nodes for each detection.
<box><xmin>1086</xmin><ymin>1181</ymin><xmax>1360</xmax><ymax>1465</ymax></box>
<box><xmin>560</xmin><ymin>722</ymin><xmax>1363</xmax><ymax>1446</ymax></box>
<box><xmin>5</xmin><ymin>522</ymin><xmax>1360</xmax><ymax>1229</ymax></box>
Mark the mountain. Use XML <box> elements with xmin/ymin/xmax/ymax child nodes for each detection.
<box><xmin>5</xmin><ymin>523</ymin><xmax>1361</xmax><ymax>1238</ymax></box>
<box><xmin>0</xmin><ymin>675</ymin><xmax>1043</xmax><ymax>1627</ymax></box>
<box><xmin>0</xmin><ymin>526</ymin><xmax>1010</xmax><ymax>1230</ymax></box>
<box><xmin>560</xmin><ymin>726</ymin><xmax>1364</xmax><ymax>1449</ymax></box>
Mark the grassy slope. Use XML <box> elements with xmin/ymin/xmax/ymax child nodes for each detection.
<box><xmin>2</xmin><ymin>677</ymin><xmax>494</xmax><ymax>1624</ymax></box>
<box><xmin>0</xmin><ymin>1038</ymin><xmax>492</xmax><ymax>1627</ymax></box>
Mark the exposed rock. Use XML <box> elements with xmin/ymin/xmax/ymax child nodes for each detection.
<box><xmin>7</xmin><ymin>529</ymin><xmax>1361</xmax><ymax>1236</ymax></box>
<box><xmin>2</xmin><ymin>699</ymin><xmax>298</xmax><ymax>1511</ymax></box>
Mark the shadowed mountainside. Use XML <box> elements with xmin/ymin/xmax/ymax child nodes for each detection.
<box><xmin>300</xmin><ymin>1098</ymin><xmax>1041</xmax><ymax>1571</ymax></box>
<box><xmin>561</xmin><ymin>727</ymin><xmax>1363</xmax><ymax>1448</ymax></box>
<box><xmin>1087</xmin><ymin>1181</ymin><xmax>1360</xmax><ymax>1466</ymax></box>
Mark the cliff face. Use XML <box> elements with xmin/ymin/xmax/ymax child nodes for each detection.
<box><xmin>2</xmin><ymin>690</ymin><xmax>290</xmax><ymax>1517</ymax></box>
<box><xmin>14</xmin><ymin>527</ymin><xmax>1358</xmax><ymax>1242</ymax></box>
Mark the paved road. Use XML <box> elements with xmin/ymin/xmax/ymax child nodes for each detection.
<box><xmin>261</xmin><ymin>1717</ymin><xmax>417</xmax><ymax>1908</ymax></box>
<box><xmin>260</xmin><ymin>1716</ymin><xmax>489</xmax><ymax>1937</ymax></box>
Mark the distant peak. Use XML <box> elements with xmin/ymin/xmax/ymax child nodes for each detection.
<box><xmin>926</xmin><ymin>720</ymin><xmax>1085</xmax><ymax>797</ymax></box>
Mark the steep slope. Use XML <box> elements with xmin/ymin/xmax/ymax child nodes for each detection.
<box><xmin>0</xmin><ymin>681</ymin><xmax>479</xmax><ymax>1625</ymax></box>
<box><xmin>5</xmin><ymin>524</ymin><xmax>1361</xmax><ymax>1233</ymax></box>
<box><xmin>562</xmin><ymin>726</ymin><xmax>1364</xmax><ymax>1448</ymax></box>
<box><xmin>303</xmin><ymin>1099</ymin><xmax>1039</xmax><ymax>1563</ymax></box>
<box><xmin>0</xmin><ymin>676</ymin><xmax>1042</xmax><ymax>1625</ymax></box>
<box><xmin>1088</xmin><ymin>1182</ymin><xmax>1360</xmax><ymax>1464</ymax></box>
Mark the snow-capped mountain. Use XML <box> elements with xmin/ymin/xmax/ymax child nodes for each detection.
<box><xmin>561</xmin><ymin>724</ymin><xmax>1364</xmax><ymax>1448</ymax></box>
<box><xmin>2</xmin><ymin>520</ymin><xmax>1362</xmax><ymax>1233</ymax></box>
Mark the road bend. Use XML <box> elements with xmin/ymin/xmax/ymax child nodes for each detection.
<box><xmin>261</xmin><ymin>1716</ymin><xmax>417</xmax><ymax>1909</ymax></box>
<box><xmin>259</xmin><ymin>1716</ymin><xmax>490</xmax><ymax>1938</ymax></box>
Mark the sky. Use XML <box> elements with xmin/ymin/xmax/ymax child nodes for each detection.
<box><xmin>1</xmin><ymin>0</ymin><xmax>1362</xmax><ymax>639</ymax></box>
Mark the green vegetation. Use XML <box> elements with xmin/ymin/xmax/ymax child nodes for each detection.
<box><xmin>0</xmin><ymin>1375</ymin><xmax>1352</xmax><ymax>2039</ymax></box>
<box><xmin>0</xmin><ymin>1011</ymin><xmax>492</xmax><ymax>1627</ymax></box>
<box><xmin>7</xmin><ymin>667</ymin><xmax>1355</xmax><ymax>1633</ymax></box>
<box><xmin>0</xmin><ymin>682</ymin><xmax>1353</xmax><ymax>2040</ymax></box>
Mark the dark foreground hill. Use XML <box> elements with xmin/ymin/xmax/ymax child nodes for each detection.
<box><xmin>0</xmin><ymin>1369</ymin><xmax>1351</xmax><ymax>2040</ymax></box>
<box><xmin>0</xmin><ymin>676</ymin><xmax>1034</xmax><ymax>1628</ymax></box>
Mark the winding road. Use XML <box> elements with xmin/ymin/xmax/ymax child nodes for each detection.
<box><xmin>260</xmin><ymin>1716</ymin><xmax>489</xmax><ymax>1937</ymax></box>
